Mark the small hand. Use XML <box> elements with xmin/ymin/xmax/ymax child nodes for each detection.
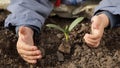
<box><xmin>17</xmin><ymin>26</ymin><xmax>42</xmax><ymax>64</ymax></box>
<box><xmin>84</xmin><ymin>14</ymin><xmax>109</xmax><ymax>47</ymax></box>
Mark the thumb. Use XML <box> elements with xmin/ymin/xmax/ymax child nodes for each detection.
<box><xmin>91</xmin><ymin>16</ymin><xmax>101</xmax><ymax>35</ymax></box>
<box><xmin>18</xmin><ymin>26</ymin><xmax>27</xmax><ymax>38</ymax></box>
<box><xmin>18</xmin><ymin>26</ymin><xmax>33</xmax><ymax>37</ymax></box>
<box><xmin>18</xmin><ymin>26</ymin><xmax>34</xmax><ymax>44</ymax></box>
<box><xmin>91</xmin><ymin>16</ymin><xmax>101</xmax><ymax>29</ymax></box>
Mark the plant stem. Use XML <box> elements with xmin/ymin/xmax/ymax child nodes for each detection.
<box><xmin>64</xmin><ymin>33</ymin><xmax>69</xmax><ymax>42</ymax></box>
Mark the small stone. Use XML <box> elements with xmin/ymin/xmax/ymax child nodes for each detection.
<box><xmin>4</xmin><ymin>54</ymin><xmax>7</xmax><ymax>58</ymax></box>
<box><xmin>30</xmin><ymin>65</ymin><xmax>34</xmax><ymax>68</ymax></box>
<box><xmin>56</xmin><ymin>33</ymin><xmax>63</xmax><ymax>39</ymax></box>
<box><xmin>0</xmin><ymin>49</ymin><xmax>1</xmax><ymax>53</ymax></box>
<box><xmin>58</xmin><ymin>42</ymin><xmax>71</xmax><ymax>54</ymax></box>
<box><xmin>73</xmin><ymin>45</ymin><xmax>81</xmax><ymax>57</ymax></box>
<box><xmin>57</xmin><ymin>51</ymin><xmax>64</xmax><ymax>62</ymax></box>
<box><xmin>77</xmin><ymin>24</ymin><xmax>86</xmax><ymax>33</ymax></box>
<box><xmin>68</xmin><ymin>63</ymin><xmax>77</xmax><ymax>68</ymax></box>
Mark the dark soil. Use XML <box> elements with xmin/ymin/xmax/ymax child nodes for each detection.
<box><xmin>0</xmin><ymin>9</ymin><xmax>120</xmax><ymax>68</ymax></box>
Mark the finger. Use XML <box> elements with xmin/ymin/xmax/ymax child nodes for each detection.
<box><xmin>18</xmin><ymin>49</ymin><xmax>41</xmax><ymax>56</ymax></box>
<box><xmin>84</xmin><ymin>38</ymin><xmax>99</xmax><ymax>47</ymax></box>
<box><xmin>89</xmin><ymin>42</ymin><xmax>100</xmax><ymax>47</ymax></box>
<box><xmin>91</xmin><ymin>16</ymin><xmax>101</xmax><ymax>29</ymax></box>
<box><xmin>84</xmin><ymin>36</ymin><xmax>97</xmax><ymax>46</ymax></box>
<box><xmin>85</xmin><ymin>37</ymin><xmax>100</xmax><ymax>47</ymax></box>
<box><xmin>85</xmin><ymin>33</ymin><xmax>101</xmax><ymax>40</ymax></box>
<box><xmin>17</xmin><ymin>44</ymin><xmax>38</xmax><ymax>51</ymax></box>
<box><xmin>23</xmin><ymin>58</ymin><xmax>37</xmax><ymax>64</ymax></box>
<box><xmin>84</xmin><ymin>34</ymin><xmax>100</xmax><ymax>47</ymax></box>
<box><xmin>21</xmin><ymin>54</ymin><xmax>42</xmax><ymax>60</ymax></box>
<box><xmin>84</xmin><ymin>34</ymin><xmax>101</xmax><ymax>44</ymax></box>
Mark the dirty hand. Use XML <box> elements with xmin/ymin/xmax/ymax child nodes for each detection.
<box><xmin>17</xmin><ymin>26</ymin><xmax>42</xmax><ymax>64</ymax></box>
<box><xmin>84</xmin><ymin>14</ymin><xmax>109</xmax><ymax>47</ymax></box>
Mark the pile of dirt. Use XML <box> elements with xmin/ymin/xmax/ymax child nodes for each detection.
<box><xmin>0</xmin><ymin>10</ymin><xmax>120</xmax><ymax>68</ymax></box>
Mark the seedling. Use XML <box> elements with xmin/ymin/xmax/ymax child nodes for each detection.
<box><xmin>46</xmin><ymin>17</ymin><xmax>84</xmax><ymax>42</ymax></box>
<box><xmin>46</xmin><ymin>17</ymin><xmax>84</xmax><ymax>53</ymax></box>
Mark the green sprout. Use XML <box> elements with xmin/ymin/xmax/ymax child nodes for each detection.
<box><xmin>46</xmin><ymin>17</ymin><xmax>84</xmax><ymax>42</ymax></box>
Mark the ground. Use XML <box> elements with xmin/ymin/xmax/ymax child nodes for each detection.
<box><xmin>0</xmin><ymin>9</ymin><xmax>120</xmax><ymax>68</ymax></box>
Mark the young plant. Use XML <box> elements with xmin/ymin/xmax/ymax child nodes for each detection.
<box><xmin>46</xmin><ymin>17</ymin><xmax>84</xmax><ymax>42</ymax></box>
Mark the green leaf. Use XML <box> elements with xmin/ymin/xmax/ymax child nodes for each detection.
<box><xmin>65</xmin><ymin>25</ymin><xmax>69</xmax><ymax>31</ymax></box>
<box><xmin>46</xmin><ymin>24</ymin><xmax>65</xmax><ymax>33</ymax></box>
<box><xmin>68</xmin><ymin>17</ymin><xmax>84</xmax><ymax>32</ymax></box>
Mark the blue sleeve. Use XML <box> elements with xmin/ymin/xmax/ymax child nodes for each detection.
<box><xmin>94</xmin><ymin>0</ymin><xmax>120</xmax><ymax>15</ymax></box>
<box><xmin>94</xmin><ymin>0</ymin><xmax>120</xmax><ymax>28</ymax></box>
<box><xmin>5</xmin><ymin>0</ymin><xmax>53</xmax><ymax>34</ymax></box>
<box><xmin>103</xmin><ymin>11</ymin><xmax>120</xmax><ymax>28</ymax></box>
<box><xmin>62</xmin><ymin>0</ymin><xmax>85</xmax><ymax>5</ymax></box>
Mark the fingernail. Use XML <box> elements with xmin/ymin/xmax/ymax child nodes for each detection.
<box><xmin>33</xmin><ymin>46</ymin><xmax>37</xmax><ymax>50</ymax></box>
<box><xmin>36</xmin><ymin>50</ymin><xmax>41</xmax><ymax>54</ymax></box>
<box><xmin>38</xmin><ymin>55</ymin><xmax>42</xmax><ymax>58</ymax></box>
<box><xmin>85</xmin><ymin>34</ymin><xmax>89</xmax><ymax>37</ymax></box>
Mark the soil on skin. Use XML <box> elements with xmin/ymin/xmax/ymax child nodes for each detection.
<box><xmin>0</xmin><ymin>9</ymin><xmax>120</xmax><ymax>68</ymax></box>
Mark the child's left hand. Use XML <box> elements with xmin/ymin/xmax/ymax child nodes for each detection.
<box><xmin>84</xmin><ymin>14</ymin><xmax>109</xmax><ymax>47</ymax></box>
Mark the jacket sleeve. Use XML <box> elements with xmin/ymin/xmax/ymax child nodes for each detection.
<box><xmin>5</xmin><ymin>0</ymin><xmax>53</xmax><ymax>34</ymax></box>
<box><xmin>62</xmin><ymin>0</ymin><xmax>85</xmax><ymax>5</ymax></box>
<box><xmin>94</xmin><ymin>0</ymin><xmax>120</xmax><ymax>28</ymax></box>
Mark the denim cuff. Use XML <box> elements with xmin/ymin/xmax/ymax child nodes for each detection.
<box><xmin>15</xmin><ymin>25</ymin><xmax>40</xmax><ymax>37</ymax></box>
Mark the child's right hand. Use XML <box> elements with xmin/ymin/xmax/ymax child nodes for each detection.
<box><xmin>17</xmin><ymin>26</ymin><xmax>42</xmax><ymax>64</ymax></box>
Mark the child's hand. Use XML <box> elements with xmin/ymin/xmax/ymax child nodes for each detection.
<box><xmin>17</xmin><ymin>26</ymin><xmax>42</xmax><ymax>64</ymax></box>
<box><xmin>84</xmin><ymin>14</ymin><xmax>109</xmax><ymax>47</ymax></box>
